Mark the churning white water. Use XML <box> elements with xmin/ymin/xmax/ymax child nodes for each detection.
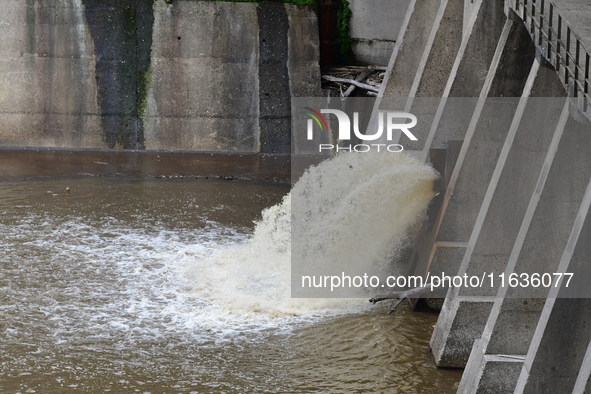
<box><xmin>181</xmin><ymin>151</ymin><xmax>437</xmax><ymax>320</ymax></box>
<box><xmin>0</xmin><ymin>153</ymin><xmax>458</xmax><ymax>393</ymax></box>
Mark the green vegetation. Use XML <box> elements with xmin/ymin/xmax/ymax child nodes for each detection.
<box><xmin>336</xmin><ymin>0</ymin><xmax>352</xmax><ymax>54</ymax></box>
<box><xmin>137</xmin><ymin>67</ymin><xmax>152</xmax><ymax>118</ymax></box>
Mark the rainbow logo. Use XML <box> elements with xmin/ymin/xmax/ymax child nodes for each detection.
<box><xmin>303</xmin><ymin>107</ymin><xmax>329</xmax><ymax>139</ymax></box>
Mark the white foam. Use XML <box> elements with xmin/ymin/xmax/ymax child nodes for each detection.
<box><xmin>179</xmin><ymin>151</ymin><xmax>437</xmax><ymax>326</ymax></box>
<box><xmin>1</xmin><ymin>153</ymin><xmax>436</xmax><ymax>341</ymax></box>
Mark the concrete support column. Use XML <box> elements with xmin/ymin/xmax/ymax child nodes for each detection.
<box><xmin>428</xmin><ymin>16</ymin><xmax>536</xmax><ymax>367</ymax></box>
<box><xmin>456</xmin><ymin>96</ymin><xmax>570</xmax><ymax>392</ymax></box>
<box><xmin>459</xmin><ymin>102</ymin><xmax>591</xmax><ymax>392</ymax></box>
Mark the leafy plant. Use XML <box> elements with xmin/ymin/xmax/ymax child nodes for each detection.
<box><xmin>336</xmin><ymin>0</ymin><xmax>352</xmax><ymax>54</ymax></box>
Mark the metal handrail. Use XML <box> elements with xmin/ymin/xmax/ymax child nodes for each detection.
<box><xmin>511</xmin><ymin>0</ymin><xmax>590</xmax><ymax>116</ymax></box>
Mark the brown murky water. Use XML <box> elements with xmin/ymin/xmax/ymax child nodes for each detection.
<box><xmin>0</xmin><ymin>177</ymin><xmax>461</xmax><ymax>393</ymax></box>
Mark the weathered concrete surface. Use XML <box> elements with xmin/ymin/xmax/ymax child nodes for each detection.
<box><xmin>455</xmin><ymin>104</ymin><xmax>591</xmax><ymax>393</ymax></box>
<box><xmin>486</xmin><ymin>299</ymin><xmax>546</xmax><ymax>355</ymax></box>
<box><xmin>429</xmin><ymin>16</ymin><xmax>537</xmax><ymax>368</ymax></box>
<box><xmin>432</xmin><ymin>88</ymin><xmax>557</xmax><ymax>368</ymax></box>
<box><xmin>502</xmin><ymin>116</ymin><xmax>591</xmax><ymax>292</ymax></box>
<box><xmin>447</xmin><ymin>0</ymin><xmax>505</xmax><ymax>98</ymax></box>
<box><xmin>81</xmin><ymin>0</ymin><xmax>154</xmax><ymax>149</ymax></box>
<box><xmin>475</xmin><ymin>361</ymin><xmax>522</xmax><ymax>394</ymax></box>
<box><xmin>286</xmin><ymin>4</ymin><xmax>323</xmax><ymax>98</ymax></box>
<box><xmin>348</xmin><ymin>0</ymin><xmax>410</xmax><ymax>66</ymax></box>
<box><xmin>371</xmin><ymin>0</ymin><xmax>591</xmax><ymax>388</ymax></box>
<box><xmin>0</xmin><ymin>0</ymin><xmax>102</xmax><ymax>148</ymax></box>
<box><xmin>431</xmin><ymin>0</ymin><xmax>509</xmax><ymax>150</ymax></box>
<box><xmin>430</xmin><ymin>18</ymin><xmax>535</xmax><ymax>261</ymax></box>
<box><xmin>378</xmin><ymin>0</ymin><xmax>466</xmax><ymax>151</ymax></box>
<box><xmin>258</xmin><ymin>3</ymin><xmax>291</xmax><ymax>154</ymax></box>
<box><xmin>469</xmin><ymin>111</ymin><xmax>591</xmax><ymax>393</ymax></box>
<box><xmin>144</xmin><ymin>0</ymin><xmax>320</xmax><ymax>153</ymax></box>
<box><xmin>0</xmin><ymin>0</ymin><xmax>320</xmax><ymax>153</ymax></box>
<box><xmin>144</xmin><ymin>1</ymin><xmax>261</xmax><ymax>152</ymax></box>
<box><xmin>414</xmin><ymin>0</ymin><xmax>463</xmax><ymax>98</ymax></box>
<box><xmin>430</xmin><ymin>298</ymin><xmax>494</xmax><ymax>367</ymax></box>
<box><xmin>380</xmin><ymin>0</ymin><xmax>441</xmax><ymax>98</ymax></box>
<box><xmin>377</xmin><ymin>0</ymin><xmax>465</xmax><ymax>107</ymax></box>
<box><xmin>460</xmin><ymin>95</ymin><xmax>568</xmax><ymax>298</ymax></box>
<box><xmin>523</xmin><ymin>299</ymin><xmax>591</xmax><ymax>393</ymax></box>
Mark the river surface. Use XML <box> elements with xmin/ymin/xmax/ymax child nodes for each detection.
<box><xmin>0</xmin><ymin>177</ymin><xmax>461</xmax><ymax>393</ymax></box>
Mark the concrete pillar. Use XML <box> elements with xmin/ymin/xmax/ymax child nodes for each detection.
<box><xmin>521</xmin><ymin>299</ymin><xmax>591</xmax><ymax>393</ymax></box>
<box><xmin>429</xmin><ymin>16</ymin><xmax>537</xmax><ymax>368</ymax></box>
<box><xmin>515</xmin><ymin>137</ymin><xmax>591</xmax><ymax>392</ymax></box>
<box><xmin>376</xmin><ymin>0</ymin><xmax>466</xmax><ymax>153</ymax></box>
<box><xmin>372</xmin><ymin>0</ymin><xmax>591</xmax><ymax>388</ymax></box>
<box><xmin>378</xmin><ymin>0</ymin><xmax>444</xmax><ymax>99</ymax></box>
<box><xmin>458</xmin><ymin>107</ymin><xmax>591</xmax><ymax>392</ymax></box>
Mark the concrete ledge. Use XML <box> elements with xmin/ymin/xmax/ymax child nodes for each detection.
<box><xmin>476</xmin><ymin>360</ymin><xmax>523</xmax><ymax>394</ymax></box>
<box><xmin>431</xmin><ymin>298</ymin><xmax>494</xmax><ymax>367</ymax></box>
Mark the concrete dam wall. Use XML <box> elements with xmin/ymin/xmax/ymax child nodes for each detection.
<box><xmin>0</xmin><ymin>0</ymin><xmax>320</xmax><ymax>153</ymax></box>
<box><xmin>373</xmin><ymin>0</ymin><xmax>591</xmax><ymax>392</ymax></box>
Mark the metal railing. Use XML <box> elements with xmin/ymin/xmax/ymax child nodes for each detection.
<box><xmin>511</xmin><ymin>0</ymin><xmax>590</xmax><ymax>117</ymax></box>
